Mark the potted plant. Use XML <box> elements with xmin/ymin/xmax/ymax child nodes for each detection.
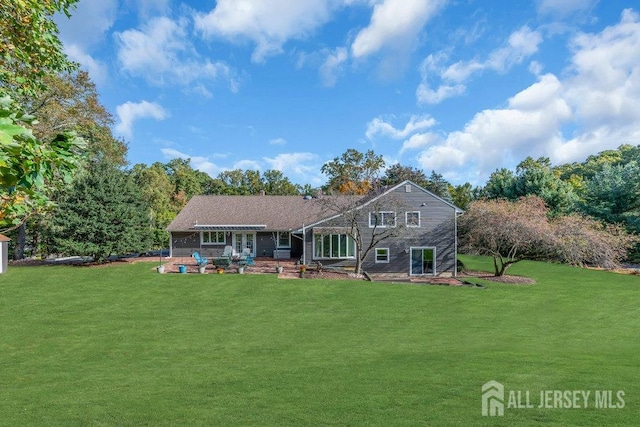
<box><xmin>157</xmin><ymin>248</ymin><xmax>165</xmax><ymax>273</ymax></box>
<box><xmin>238</xmin><ymin>265</ymin><xmax>246</xmax><ymax>274</ymax></box>
<box><xmin>198</xmin><ymin>265</ymin><xmax>206</xmax><ymax>274</ymax></box>
<box><xmin>299</xmin><ymin>264</ymin><xmax>306</xmax><ymax>278</ymax></box>
<box><xmin>217</xmin><ymin>267</ymin><xmax>224</xmax><ymax>274</ymax></box>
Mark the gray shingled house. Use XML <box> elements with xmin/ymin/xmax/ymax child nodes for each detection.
<box><xmin>167</xmin><ymin>180</ymin><xmax>462</xmax><ymax>276</ymax></box>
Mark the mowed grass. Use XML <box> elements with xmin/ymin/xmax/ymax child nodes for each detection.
<box><xmin>0</xmin><ymin>257</ymin><xmax>638</xmax><ymax>426</ymax></box>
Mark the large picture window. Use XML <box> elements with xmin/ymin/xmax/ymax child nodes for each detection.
<box><xmin>313</xmin><ymin>233</ymin><xmax>355</xmax><ymax>259</ymax></box>
<box><xmin>202</xmin><ymin>231</ymin><xmax>226</xmax><ymax>245</ymax></box>
<box><xmin>369</xmin><ymin>211</ymin><xmax>396</xmax><ymax>228</ymax></box>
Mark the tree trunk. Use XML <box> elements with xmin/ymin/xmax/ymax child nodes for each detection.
<box><xmin>14</xmin><ymin>223</ymin><xmax>26</xmax><ymax>260</ymax></box>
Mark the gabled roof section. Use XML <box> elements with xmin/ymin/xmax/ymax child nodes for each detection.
<box><xmin>381</xmin><ymin>180</ymin><xmax>464</xmax><ymax>213</ymax></box>
<box><xmin>167</xmin><ymin>195</ymin><xmax>357</xmax><ymax>232</ymax></box>
<box><xmin>305</xmin><ymin>180</ymin><xmax>463</xmax><ymax>229</ymax></box>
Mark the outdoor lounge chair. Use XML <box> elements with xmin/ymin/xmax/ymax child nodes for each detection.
<box><xmin>239</xmin><ymin>248</ymin><xmax>255</xmax><ymax>266</ymax></box>
<box><xmin>222</xmin><ymin>246</ymin><xmax>234</xmax><ymax>259</ymax></box>
<box><xmin>192</xmin><ymin>251</ymin><xmax>208</xmax><ymax>267</ymax></box>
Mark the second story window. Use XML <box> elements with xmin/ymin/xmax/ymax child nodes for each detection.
<box><xmin>406</xmin><ymin>211</ymin><xmax>420</xmax><ymax>227</ymax></box>
<box><xmin>369</xmin><ymin>211</ymin><xmax>396</xmax><ymax>228</ymax></box>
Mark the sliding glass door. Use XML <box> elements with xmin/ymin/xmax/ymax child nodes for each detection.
<box><xmin>410</xmin><ymin>247</ymin><xmax>436</xmax><ymax>275</ymax></box>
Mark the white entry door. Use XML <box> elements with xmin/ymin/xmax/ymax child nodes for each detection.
<box><xmin>233</xmin><ymin>232</ymin><xmax>255</xmax><ymax>256</ymax></box>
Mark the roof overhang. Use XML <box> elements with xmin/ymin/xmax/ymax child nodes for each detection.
<box><xmin>193</xmin><ymin>224</ymin><xmax>267</xmax><ymax>231</ymax></box>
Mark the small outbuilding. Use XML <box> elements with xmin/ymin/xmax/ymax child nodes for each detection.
<box><xmin>0</xmin><ymin>234</ymin><xmax>9</xmax><ymax>274</ymax></box>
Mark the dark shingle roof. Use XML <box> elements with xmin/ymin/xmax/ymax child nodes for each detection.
<box><xmin>167</xmin><ymin>195</ymin><xmax>350</xmax><ymax>232</ymax></box>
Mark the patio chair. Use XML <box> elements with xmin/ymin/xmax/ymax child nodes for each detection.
<box><xmin>192</xmin><ymin>251</ymin><xmax>208</xmax><ymax>267</ymax></box>
<box><xmin>240</xmin><ymin>248</ymin><xmax>255</xmax><ymax>266</ymax></box>
<box><xmin>221</xmin><ymin>246</ymin><xmax>233</xmax><ymax>257</ymax></box>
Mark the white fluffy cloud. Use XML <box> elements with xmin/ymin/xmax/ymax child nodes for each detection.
<box><xmin>116</xmin><ymin>17</ymin><xmax>238</xmax><ymax>92</ymax></box>
<box><xmin>537</xmin><ymin>0</ymin><xmax>598</xmax><ymax>17</ymax></box>
<box><xmin>417</xmin><ymin>26</ymin><xmax>543</xmax><ymax>104</ymax></box>
<box><xmin>116</xmin><ymin>101</ymin><xmax>169</xmax><ymax>139</ymax></box>
<box><xmin>56</xmin><ymin>0</ymin><xmax>117</xmax><ymax>86</ymax></box>
<box><xmin>194</xmin><ymin>0</ymin><xmax>337</xmax><ymax>63</ymax></box>
<box><xmin>414</xmin><ymin>9</ymin><xmax>640</xmax><ymax>184</ymax></box>
<box><xmin>366</xmin><ymin>115</ymin><xmax>437</xmax><ymax>140</ymax></box>
<box><xmin>351</xmin><ymin>0</ymin><xmax>446</xmax><ymax>59</ymax></box>
<box><xmin>161</xmin><ymin>148</ymin><xmax>224</xmax><ymax>177</ymax></box>
<box><xmin>320</xmin><ymin>47</ymin><xmax>349</xmax><ymax>87</ymax></box>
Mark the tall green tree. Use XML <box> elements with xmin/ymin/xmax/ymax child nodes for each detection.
<box><xmin>582</xmin><ymin>161</ymin><xmax>640</xmax><ymax>231</ymax></box>
<box><xmin>20</xmin><ymin>71</ymin><xmax>127</xmax><ymax>165</ymax></box>
<box><xmin>262</xmin><ymin>169</ymin><xmax>301</xmax><ymax>195</ymax></box>
<box><xmin>131</xmin><ymin>162</ymin><xmax>177</xmax><ymax>248</ymax></box>
<box><xmin>0</xmin><ymin>96</ymin><xmax>85</xmax><ymax>232</ymax></box>
<box><xmin>0</xmin><ymin>0</ymin><xmax>79</xmax><ymax>97</ymax></box>
<box><xmin>47</xmin><ymin>160</ymin><xmax>152</xmax><ymax>261</ymax></box>
<box><xmin>321</xmin><ymin>149</ymin><xmax>385</xmax><ymax>194</ymax></box>
<box><xmin>380</xmin><ymin>163</ymin><xmax>429</xmax><ymax>188</ymax></box>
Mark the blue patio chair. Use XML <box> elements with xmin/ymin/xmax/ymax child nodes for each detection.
<box><xmin>192</xmin><ymin>251</ymin><xmax>208</xmax><ymax>267</ymax></box>
<box><xmin>240</xmin><ymin>248</ymin><xmax>255</xmax><ymax>266</ymax></box>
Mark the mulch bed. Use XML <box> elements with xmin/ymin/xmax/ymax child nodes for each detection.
<box><xmin>460</xmin><ymin>270</ymin><xmax>536</xmax><ymax>284</ymax></box>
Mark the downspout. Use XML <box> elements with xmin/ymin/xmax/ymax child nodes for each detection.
<box><xmin>168</xmin><ymin>231</ymin><xmax>172</xmax><ymax>258</ymax></box>
<box><xmin>454</xmin><ymin>210</ymin><xmax>464</xmax><ymax>277</ymax></box>
<box><xmin>302</xmin><ymin>223</ymin><xmax>306</xmax><ymax>265</ymax></box>
<box><xmin>454</xmin><ymin>210</ymin><xmax>457</xmax><ymax>277</ymax></box>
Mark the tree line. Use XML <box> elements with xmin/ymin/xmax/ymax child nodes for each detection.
<box><xmin>1</xmin><ymin>1</ymin><xmax>637</xmax><ymax>267</ymax></box>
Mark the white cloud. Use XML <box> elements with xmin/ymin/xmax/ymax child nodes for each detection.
<box><xmin>416</xmin><ymin>83</ymin><xmax>466</xmax><ymax>105</ymax></box>
<box><xmin>537</xmin><ymin>0</ymin><xmax>598</xmax><ymax>17</ymax></box>
<box><xmin>57</xmin><ymin>0</ymin><xmax>117</xmax><ymax>86</ymax></box>
<box><xmin>115</xmin><ymin>17</ymin><xmax>238</xmax><ymax>92</ymax></box>
<box><xmin>63</xmin><ymin>44</ymin><xmax>108</xmax><ymax>86</ymax></box>
<box><xmin>366</xmin><ymin>115</ymin><xmax>437</xmax><ymax>140</ymax></box>
<box><xmin>161</xmin><ymin>148</ymin><xmax>223</xmax><ymax>177</ymax></box>
<box><xmin>351</xmin><ymin>0</ymin><xmax>446</xmax><ymax>59</ymax></box>
<box><xmin>417</xmin><ymin>26</ymin><xmax>543</xmax><ymax>104</ymax></box>
<box><xmin>116</xmin><ymin>101</ymin><xmax>169</xmax><ymax>139</ymax></box>
<box><xmin>269</xmin><ymin>138</ymin><xmax>287</xmax><ymax>146</ymax></box>
<box><xmin>551</xmin><ymin>8</ymin><xmax>640</xmax><ymax>162</ymax></box>
<box><xmin>320</xmin><ymin>47</ymin><xmax>348</xmax><ymax>87</ymax></box>
<box><xmin>400</xmin><ymin>132</ymin><xmax>440</xmax><ymax>155</ymax></box>
<box><xmin>57</xmin><ymin>0</ymin><xmax>118</xmax><ymax>49</ymax></box>
<box><xmin>263</xmin><ymin>152</ymin><xmax>323</xmax><ymax>184</ymax></box>
<box><xmin>414</xmin><ymin>9</ymin><xmax>640</xmax><ymax>184</ymax></box>
<box><xmin>194</xmin><ymin>0</ymin><xmax>336</xmax><ymax>63</ymax></box>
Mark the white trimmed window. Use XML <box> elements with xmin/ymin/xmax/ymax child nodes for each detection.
<box><xmin>369</xmin><ymin>211</ymin><xmax>396</xmax><ymax>228</ymax></box>
<box><xmin>406</xmin><ymin>211</ymin><xmax>420</xmax><ymax>227</ymax></box>
<box><xmin>201</xmin><ymin>231</ymin><xmax>225</xmax><ymax>245</ymax></box>
<box><xmin>277</xmin><ymin>231</ymin><xmax>291</xmax><ymax>248</ymax></box>
<box><xmin>313</xmin><ymin>233</ymin><xmax>356</xmax><ymax>259</ymax></box>
<box><xmin>375</xmin><ymin>248</ymin><xmax>389</xmax><ymax>263</ymax></box>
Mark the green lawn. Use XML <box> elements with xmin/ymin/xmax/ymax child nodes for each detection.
<box><xmin>0</xmin><ymin>257</ymin><xmax>638</xmax><ymax>426</ymax></box>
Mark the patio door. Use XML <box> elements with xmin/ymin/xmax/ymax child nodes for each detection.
<box><xmin>233</xmin><ymin>232</ymin><xmax>255</xmax><ymax>256</ymax></box>
<box><xmin>410</xmin><ymin>247</ymin><xmax>436</xmax><ymax>275</ymax></box>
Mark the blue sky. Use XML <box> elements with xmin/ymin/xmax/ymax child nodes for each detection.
<box><xmin>56</xmin><ymin>0</ymin><xmax>640</xmax><ymax>187</ymax></box>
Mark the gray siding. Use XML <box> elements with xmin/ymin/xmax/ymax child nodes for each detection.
<box><xmin>303</xmin><ymin>182</ymin><xmax>458</xmax><ymax>275</ymax></box>
<box><xmin>171</xmin><ymin>230</ymin><xmax>302</xmax><ymax>259</ymax></box>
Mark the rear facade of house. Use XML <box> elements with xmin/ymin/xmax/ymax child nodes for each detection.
<box><xmin>166</xmin><ymin>181</ymin><xmax>461</xmax><ymax>277</ymax></box>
